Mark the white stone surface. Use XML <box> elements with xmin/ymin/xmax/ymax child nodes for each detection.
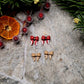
<box><xmin>0</xmin><ymin>1</ymin><xmax>84</xmax><ymax>84</ymax></box>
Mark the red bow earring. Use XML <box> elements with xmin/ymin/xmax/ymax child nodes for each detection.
<box><xmin>41</xmin><ymin>35</ymin><xmax>51</xmax><ymax>45</ymax></box>
<box><xmin>30</xmin><ymin>36</ymin><xmax>39</xmax><ymax>46</ymax></box>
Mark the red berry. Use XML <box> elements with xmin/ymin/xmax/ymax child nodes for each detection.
<box><xmin>41</xmin><ymin>36</ymin><xmax>45</xmax><ymax>40</ymax></box>
<box><xmin>35</xmin><ymin>36</ymin><xmax>39</xmax><ymax>41</ymax></box>
<box><xmin>22</xmin><ymin>27</ymin><xmax>27</xmax><ymax>33</ymax></box>
<box><xmin>45</xmin><ymin>2</ymin><xmax>50</xmax><ymax>8</ymax></box>
<box><xmin>27</xmin><ymin>16</ymin><xmax>32</xmax><ymax>22</ymax></box>
<box><xmin>27</xmin><ymin>10</ymin><xmax>30</xmax><ymax>15</ymax></box>
<box><xmin>13</xmin><ymin>36</ymin><xmax>19</xmax><ymax>41</ymax></box>
<box><xmin>44</xmin><ymin>2</ymin><xmax>50</xmax><ymax>10</ymax></box>
<box><xmin>23</xmin><ymin>20</ymin><xmax>26</xmax><ymax>24</ymax></box>
<box><xmin>30</xmin><ymin>36</ymin><xmax>34</xmax><ymax>40</ymax></box>
<box><xmin>38</xmin><ymin>12</ymin><xmax>44</xmax><ymax>19</ymax></box>
<box><xmin>0</xmin><ymin>41</ymin><xmax>3</xmax><ymax>47</ymax></box>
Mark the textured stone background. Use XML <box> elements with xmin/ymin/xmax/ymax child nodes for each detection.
<box><xmin>0</xmin><ymin>1</ymin><xmax>84</xmax><ymax>84</ymax></box>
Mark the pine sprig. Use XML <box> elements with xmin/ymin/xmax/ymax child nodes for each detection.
<box><xmin>0</xmin><ymin>0</ymin><xmax>45</xmax><ymax>16</ymax></box>
<box><xmin>53</xmin><ymin>0</ymin><xmax>84</xmax><ymax>33</ymax></box>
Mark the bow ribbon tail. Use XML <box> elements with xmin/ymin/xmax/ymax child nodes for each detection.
<box><xmin>35</xmin><ymin>40</ymin><xmax>38</xmax><ymax>46</ymax></box>
<box><xmin>31</xmin><ymin>40</ymin><xmax>34</xmax><ymax>46</ymax></box>
<box><xmin>46</xmin><ymin>40</ymin><xmax>49</xmax><ymax>44</ymax></box>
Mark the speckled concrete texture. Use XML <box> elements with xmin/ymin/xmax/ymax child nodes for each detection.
<box><xmin>0</xmin><ymin>1</ymin><xmax>84</xmax><ymax>84</ymax></box>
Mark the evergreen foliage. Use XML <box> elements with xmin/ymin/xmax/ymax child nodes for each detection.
<box><xmin>53</xmin><ymin>0</ymin><xmax>84</xmax><ymax>33</ymax></box>
<box><xmin>0</xmin><ymin>0</ymin><xmax>45</xmax><ymax>16</ymax></box>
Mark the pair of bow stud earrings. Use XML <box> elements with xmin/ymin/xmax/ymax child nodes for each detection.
<box><xmin>30</xmin><ymin>35</ymin><xmax>51</xmax><ymax>46</ymax></box>
<box><xmin>31</xmin><ymin>51</ymin><xmax>54</xmax><ymax>62</ymax></box>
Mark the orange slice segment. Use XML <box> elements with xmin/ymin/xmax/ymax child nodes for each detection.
<box><xmin>0</xmin><ymin>23</ymin><xmax>4</xmax><ymax>34</ymax></box>
<box><xmin>0</xmin><ymin>30</ymin><xmax>9</xmax><ymax>39</ymax></box>
<box><xmin>0</xmin><ymin>16</ymin><xmax>9</xmax><ymax>26</ymax></box>
<box><xmin>9</xmin><ymin>22</ymin><xmax>20</xmax><ymax>39</ymax></box>
<box><xmin>9</xmin><ymin>17</ymin><xmax>17</xmax><ymax>26</ymax></box>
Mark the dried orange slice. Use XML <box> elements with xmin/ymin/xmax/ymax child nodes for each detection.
<box><xmin>0</xmin><ymin>16</ymin><xmax>20</xmax><ymax>40</ymax></box>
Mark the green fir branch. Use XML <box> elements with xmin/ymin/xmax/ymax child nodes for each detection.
<box><xmin>53</xmin><ymin>0</ymin><xmax>84</xmax><ymax>33</ymax></box>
